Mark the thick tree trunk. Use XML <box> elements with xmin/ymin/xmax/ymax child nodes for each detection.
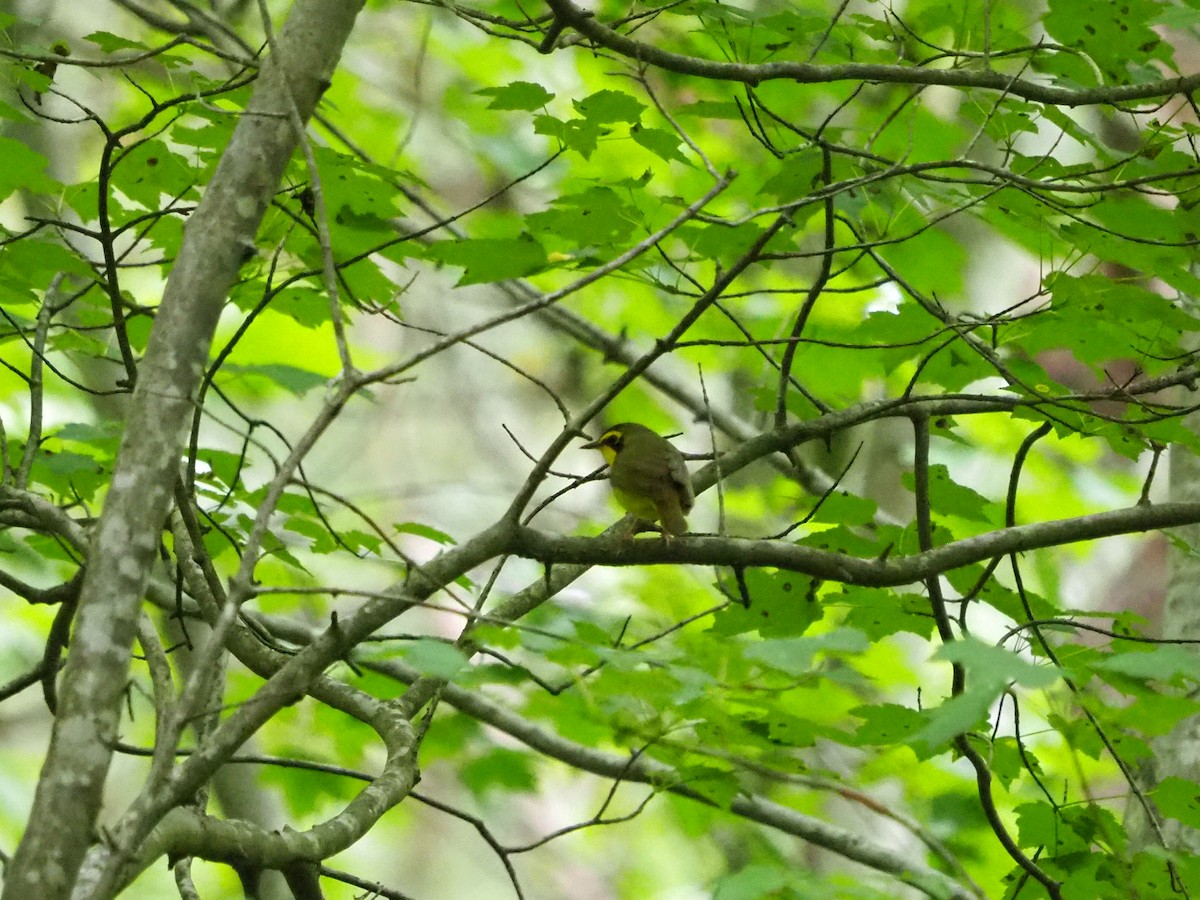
<box><xmin>1</xmin><ymin>3</ymin><xmax>365</xmax><ymax>897</ymax></box>
<box><xmin>1126</xmin><ymin>417</ymin><xmax>1200</xmax><ymax>854</ymax></box>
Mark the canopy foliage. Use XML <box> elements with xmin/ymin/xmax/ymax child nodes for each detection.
<box><xmin>4</xmin><ymin>1</ymin><xmax>1200</xmax><ymax>898</ymax></box>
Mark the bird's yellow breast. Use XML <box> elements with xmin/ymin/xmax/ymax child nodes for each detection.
<box><xmin>611</xmin><ymin>485</ymin><xmax>661</xmax><ymax>521</ymax></box>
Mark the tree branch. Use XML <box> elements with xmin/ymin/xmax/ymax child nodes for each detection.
<box><xmin>541</xmin><ymin>0</ymin><xmax>1200</xmax><ymax>107</ymax></box>
<box><xmin>506</xmin><ymin>500</ymin><xmax>1200</xmax><ymax>586</ymax></box>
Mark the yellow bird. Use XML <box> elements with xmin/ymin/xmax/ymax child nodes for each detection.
<box><xmin>583</xmin><ymin>422</ymin><xmax>694</xmax><ymax>537</ymax></box>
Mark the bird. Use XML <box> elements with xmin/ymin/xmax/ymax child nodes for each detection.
<box><xmin>582</xmin><ymin>422</ymin><xmax>694</xmax><ymax>538</ymax></box>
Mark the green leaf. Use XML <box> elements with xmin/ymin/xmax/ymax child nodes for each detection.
<box><xmin>0</xmin><ymin>138</ymin><xmax>59</xmax><ymax>202</ymax></box>
<box><xmin>629</xmin><ymin>124</ymin><xmax>689</xmax><ymax>164</ymax></box>
<box><xmin>759</xmin><ymin>148</ymin><xmax>825</xmax><ymax>201</ymax></box>
<box><xmin>910</xmin><ymin>688</ymin><xmax>997</xmax><ymax>751</ymax></box>
<box><xmin>742</xmin><ymin>628</ymin><xmax>869</xmax><ymax>676</ymax></box>
<box><xmin>688</xmin><ymin>221</ymin><xmax>765</xmax><ymax>264</ymax></box>
<box><xmin>910</xmin><ymin>639</ymin><xmax>1060</xmax><ymax>749</ymax></box>
<box><xmin>425</xmin><ymin>234</ymin><xmax>547</xmax><ymax>285</ymax></box>
<box><xmin>460</xmin><ymin>747</ymin><xmax>538</xmax><ymax>796</ymax></box>
<box><xmin>113</xmin><ymin>139</ymin><xmax>199</xmax><ymax>209</ymax></box>
<box><xmin>1008</xmin><ymin>274</ymin><xmax>1198</xmax><ymax>376</ymax></box>
<box><xmin>807</xmin><ymin>491</ymin><xmax>878</xmax><ymax>528</ymax></box>
<box><xmin>848</xmin><ymin>703</ymin><xmax>926</xmax><ymax>747</ymax></box>
<box><xmin>674</xmin><ymin>764</ymin><xmax>740</xmax><ymax>808</ymax></box>
<box><xmin>534</xmin><ymin>114</ymin><xmax>602</xmax><ymax>157</ymax></box>
<box><xmin>31</xmin><ymin>451</ymin><xmax>107</xmax><ymax>502</ymax></box>
<box><xmin>283</xmin><ymin>513</ymin><xmax>335</xmax><ymax>553</ymax></box>
<box><xmin>268</xmin><ymin>286</ymin><xmax>330</xmax><ymax>329</ymax></box>
<box><xmin>709</xmin><ymin>571</ymin><xmax>822</xmax><ymax>637</ymax></box>
<box><xmin>840</xmin><ymin>588</ymin><xmax>935</xmax><ymax>640</ymax></box>
<box><xmin>314</xmin><ymin>148</ymin><xmax>404</xmax><ymax>223</ymax></box>
<box><xmin>901</xmin><ymin>464</ymin><xmax>1001</xmax><ymax>525</ymax></box>
<box><xmin>260</xmin><ymin>755</ymin><xmax>356</xmax><ymax>818</ymax></box>
<box><xmin>1104</xmin><ymin>691</ymin><xmax>1200</xmax><ymax>737</ymax></box>
<box><xmin>873</xmin><ymin>214</ymin><xmax>966</xmax><ymax>298</ymax></box>
<box><xmin>678</xmin><ymin>99</ymin><xmax>742</xmax><ymax>119</ymax></box>
<box><xmin>1043</xmin><ymin>0</ymin><xmax>1170</xmax><ymax>85</ymax></box>
<box><xmin>527</xmin><ymin>186</ymin><xmax>638</xmax><ymax>248</ymax></box>
<box><xmin>934</xmin><ymin>638</ymin><xmax>1061</xmax><ymax>690</ymax></box>
<box><xmin>712</xmin><ymin>864</ymin><xmax>792</xmax><ymax>900</ymax></box>
<box><xmin>989</xmin><ymin>736</ymin><xmax>1043</xmax><ymax>790</ymax></box>
<box><xmin>196</xmin><ymin>448</ymin><xmax>245</xmax><ymax>489</ymax></box>
<box><xmin>1089</xmin><ymin>645</ymin><xmax>1200</xmax><ymax>682</ymax></box>
<box><xmin>1014</xmin><ymin>801</ymin><xmax>1061</xmax><ymax>849</ymax></box>
<box><xmin>83</xmin><ymin>31</ymin><xmax>149</xmax><ymax>52</ymax></box>
<box><xmin>403</xmin><ymin>640</ymin><xmax>468</xmax><ymax>679</ymax></box>
<box><xmin>476</xmin><ymin>80</ymin><xmax>554</xmax><ymax>110</ymax></box>
<box><xmin>394</xmin><ymin>521</ymin><xmax>457</xmax><ymax>545</ymax></box>
<box><xmin>573</xmin><ymin>89</ymin><xmax>645</xmax><ymax>124</ymax></box>
<box><xmin>801</xmin><ymin>523</ymin><xmax>908</xmax><ymax>560</ymax></box>
<box><xmin>1153</xmin><ymin>776</ymin><xmax>1200</xmax><ymax>828</ymax></box>
<box><xmin>37</xmin><ymin>450</ymin><xmax>104</xmax><ymax>478</ymax></box>
<box><xmin>52</xmin><ymin>421</ymin><xmax>122</xmax><ymax>445</ymax></box>
<box><xmin>220</xmin><ymin>363</ymin><xmax>329</xmax><ymax>397</ymax></box>
<box><xmin>945</xmin><ymin>568</ymin><xmax>1059</xmax><ymax>624</ymax></box>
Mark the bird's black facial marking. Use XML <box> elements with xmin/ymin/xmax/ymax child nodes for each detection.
<box><xmin>601</xmin><ymin>430</ymin><xmax>624</xmax><ymax>451</ymax></box>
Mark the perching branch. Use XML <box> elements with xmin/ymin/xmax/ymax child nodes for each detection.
<box><xmin>504</xmin><ymin>500</ymin><xmax>1200</xmax><ymax>587</ymax></box>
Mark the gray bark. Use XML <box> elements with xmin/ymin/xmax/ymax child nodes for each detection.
<box><xmin>0</xmin><ymin>3</ymin><xmax>365</xmax><ymax>897</ymax></box>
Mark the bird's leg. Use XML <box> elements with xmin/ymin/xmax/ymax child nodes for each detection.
<box><xmin>622</xmin><ymin>517</ymin><xmax>659</xmax><ymax>539</ymax></box>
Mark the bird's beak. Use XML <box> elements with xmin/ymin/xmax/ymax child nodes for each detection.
<box><xmin>580</xmin><ymin>437</ymin><xmax>600</xmax><ymax>449</ymax></box>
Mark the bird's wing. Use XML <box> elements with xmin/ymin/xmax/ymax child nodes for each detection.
<box><xmin>666</xmin><ymin>452</ymin><xmax>694</xmax><ymax>513</ymax></box>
